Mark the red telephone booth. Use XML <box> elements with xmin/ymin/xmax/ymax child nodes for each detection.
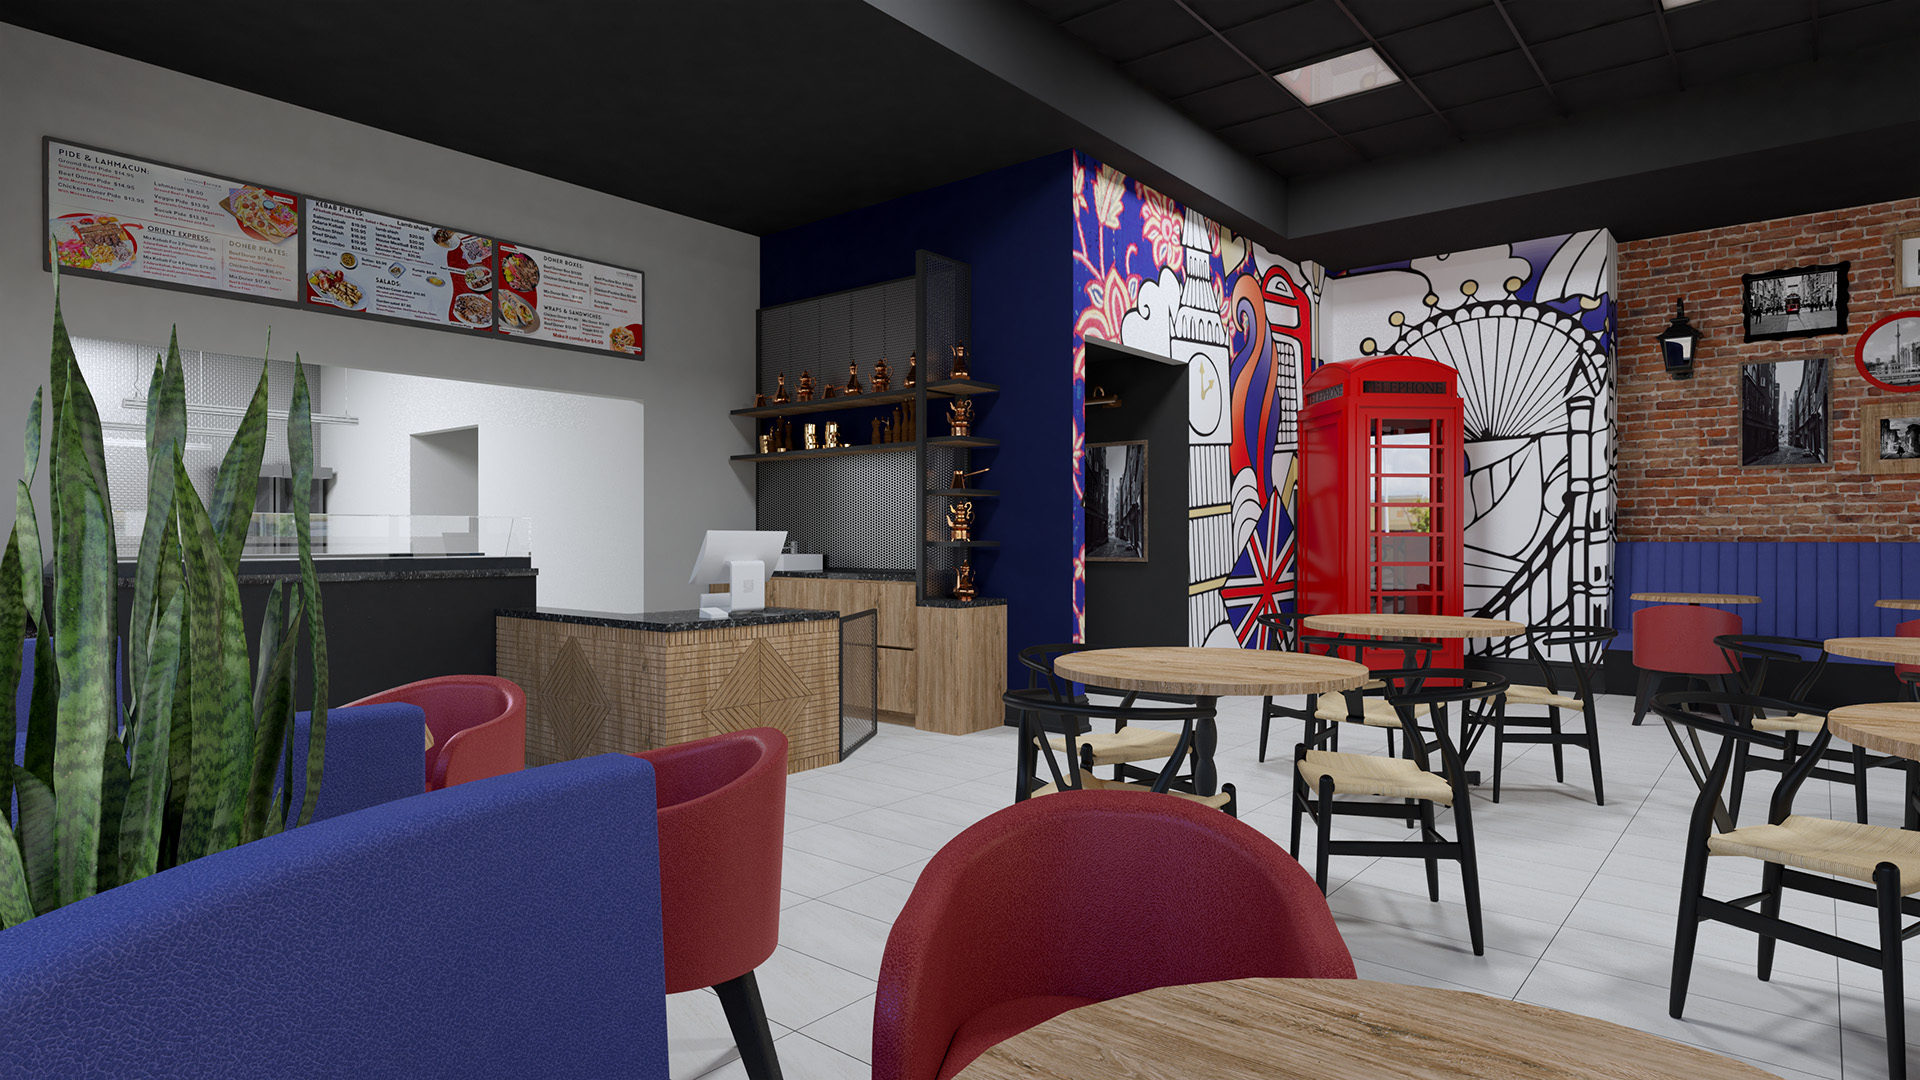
<box><xmin>1298</xmin><ymin>355</ymin><xmax>1466</xmax><ymax>668</ymax></box>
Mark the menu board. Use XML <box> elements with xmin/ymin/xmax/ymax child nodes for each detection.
<box><xmin>46</xmin><ymin>140</ymin><xmax>300</xmax><ymax>301</ymax></box>
<box><xmin>494</xmin><ymin>242</ymin><xmax>644</xmax><ymax>356</ymax></box>
<box><xmin>303</xmin><ymin>200</ymin><xmax>496</xmax><ymax>331</ymax></box>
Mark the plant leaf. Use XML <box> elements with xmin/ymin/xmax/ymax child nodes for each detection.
<box><xmin>128</xmin><ymin>336</ymin><xmax>185</xmax><ymax>699</ymax></box>
<box><xmin>160</xmin><ymin>622</ymin><xmax>191</xmax><ymax>872</ymax></box>
<box><xmin>120</xmin><ymin>589</ymin><xmax>181</xmax><ymax>882</ymax></box>
<box><xmin>15</xmin><ymin>479</ymin><xmax>43</xmax><ymax>628</ymax></box>
<box><xmin>209</xmin><ymin>560</ymin><xmax>252</xmax><ymax>854</ymax></box>
<box><xmin>15</xmin><ymin>767</ymin><xmax>57</xmax><ymax>916</ymax></box>
<box><xmin>96</xmin><ymin>734</ymin><xmax>129</xmax><ymax>889</ymax></box>
<box><xmin>209</xmin><ymin>357</ymin><xmax>269</xmax><ymax>576</ymax></box>
<box><xmin>23</xmin><ymin>633</ymin><xmax>55</xmax><ymax>788</ymax></box>
<box><xmin>0</xmin><ymin>816</ymin><xmax>32</xmax><ymax>927</ymax></box>
<box><xmin>290</xmin><ymin>359</ymin><xmax>327</xmax><ymax>827</ymax></box>
<box><xmin>49</xmin><ymin>291</ymin><xmax>110</xmax><ymax>511</ymax></box>
<box><xmin>173</xmin><ymin>451</ymin><xmax>231</xmax><ymax>863</ymax></box>
<box><xmin>21</xmin><ymin>385</ymin><xmax>41</xmax><ymax>487</ymax></box>
<box><xmin>242</xmin><ymin>586</ymin><xmax>299</xmax><ymax>843</ymax></box>
<box><xmin>0</xmin><ymin>530</ymin><xmax>23</xmax><ymax>822</ymax></box>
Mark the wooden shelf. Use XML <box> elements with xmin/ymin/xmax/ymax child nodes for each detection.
<box><xmin>926</xmin><ymin>488</ymin><xmax>1000</xmax><ymax>498</ymax></box>
<box><xmin>928</xmin><ymin>436</ymin><xmax>999</xmax><ymax>448</ymax></box>
<box><xmin>926</xmin><ymin>539</ymin><xmax>1001</xmax><ymax>548</ymax></box>
<box><xmin>924</xmin><ymin>379</ymin><xmax>999</xmax><ymax>397</ymax></box>
<box><xmin>730</xmin><ymin>444</ymin><xmax>914</xmax><ymax>463</ymax></box>
<box><xmin>732</xmin><ymin>387</ymin><xmax>921</xmax><ymax>418</ymax></box>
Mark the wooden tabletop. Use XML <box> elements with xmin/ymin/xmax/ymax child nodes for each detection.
<box><xmin>426</xmin><ymin>725</ymin><xmax>436</xmax><ymax>752</ymax></box>
<box><xmin>953</xmin><ymin>978</ymin><xmax>1775</xmax><ymax>1080</ymax></box>
<box><xmin>1301</xmin><ymin>613</ymin><xmax>1525</xmax><ymax>639</ymax></box>
<box><xmin>1053</xmin><ymin>647</ymin><xmax>1368</xmax><ymax>697</ymax></box>
<box><xmin>1629</xmin><ymin>592</ymin><xmax>1762</xmax><ymax>605</ymax></box>
<box><xmin>1876</xmin><ymin>598</ymin><xmax>1920</xmax><ymax>611</ymax></box>
<box><xmin>1828</xmin><ymin>703</ymin><xmax>1920</xmax><ymax>760</ymax></box>
<box><xmin>1824</xmin><ymin>637</ymin><xmax>1920</xmax><ymax>665</ymax></box>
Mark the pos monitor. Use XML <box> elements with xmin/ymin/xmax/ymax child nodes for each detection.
<box><xmin>688</xmin><ymin>530</ymin><xmax>786</xmax><ymax>619</ymax></box>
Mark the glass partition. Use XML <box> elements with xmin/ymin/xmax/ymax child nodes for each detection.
<box><xmin>113</xmin><ymin>513</ymin><xmax>532</xmax><ymax>560</ymax></box>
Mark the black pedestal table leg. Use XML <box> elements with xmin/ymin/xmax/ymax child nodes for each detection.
<box><xmin>1194</xmin><ymin>695</ymin><xmax>1219</xmax><ymax>797</ymax></box>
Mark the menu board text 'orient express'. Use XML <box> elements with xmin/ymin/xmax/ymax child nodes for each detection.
<box><xmin>47</xmin><ymin>140</ymin><xmax>299</xmax><ymax>302</ymax></box>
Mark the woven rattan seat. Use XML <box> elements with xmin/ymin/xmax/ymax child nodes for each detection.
<box><xmin>1044</xmin><ymin>727</ymin><xmax>1183</xmax><ymax>765</ymax></box>
<box><xmin>1297</xmin><ymin>749</ymin><xmax>1454</xmax><ymax>805</ymax></box>
<box><xmin>1502</xmin><ymin>683</ymin><xmax>1587</xmax><ymax>712</ymax></box>
<box><xmin>1750</xmin><ymin>712</ymin><xmax>1826</xmax><ymax>734</ymax></box>
<box><xmin>1028</xmin><ymin>775</ymin><xmax>1234</xmax><ymax>811</ymax></box>
<box><xmin>1708</xmin><ymin>815</ymin><xmax>1920</xmax><ymax>893</ymax></box>
<box><xmin>1311</xmin><ymin>698</ymin><xmax>1429</xmax><ymax>728</ymax></box>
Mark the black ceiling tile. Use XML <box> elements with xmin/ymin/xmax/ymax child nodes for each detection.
<box><xmin>1259</xmin><ymin>136</ymin><xmax>1368</xmax><ymax>176</ymax></box>
<box><xmin>1342</xmin><ymin>0</ymin><xmax>1494</xmax><ymax>38</ymax></box>
<box><xmin>1677</xmin><ymin>24</ymin><xmax>1810</xmax><ymax>86</ymax></box>
<box><xmin>1119</xmin><ymin>33</ymin><xmax>1250</xmax><ymax>99</ymax></box>
<box><xmin>1662</xmin><ymin>0</ymin><xmax>1805</xmax><ymax>50</ymax></box>
<box><xmin>1309</xmin><ymin>83</ymin><xmax>1431</xmax><ymax>131</ymax></box>
<box><xmin>1552</xmin><ymin>54</ymin><xmax>1675</xmax><ymax>112</ymax></box>
<box><xmin>1188</xmin><ymin>0</ymin><xmax>1318</xmax><ymax>31</ymax></box>
<box><xmin>1530</xmin><ymin>14</ymin><xmax>1667</xmax><ymax>81</ymax></box>
<box><xmin>1504</xmin><ymin>0</ymin><xmax>1652</xmax><ymax>43</ymax></box>
<box><xmin>1174</xmin><ymin>73</ymin><xmax>1293</xmax><ymax>129</ymax></box>
<box><xmin>1225</xmin><ymin>1</ymin><xmax>1369</xmax><ymax>72</ymax></box>
<box><xmin>1344</xmin><ymin>114</ymin><xmax>1458</xmax><ymax>160</ymax></box>
<box><xmin>1023</xmin><ymin>0</ymin><xmax>1122</xmax><ymax>23</ymax></box>
<box><xmin>1376</xmin><ymin>6</ymin><xmax>1513</xmax><ymax>76</ymax></box>
<box><xmin>1218</xmin><ymin>106</ymin><xmax>1337</xmax><ymax>154</ymax></box>
<box><xmin>1415</xmin><ymin>50</ymin><xmax>1540</xmax><ymax>109</ymax></box>
<box><xmin>1058</xmin><ymin>0</ymin><xmax>1212</xmax><ymax>63</ymax></box>
<box><xmin>1819</xmin><ymin>2</ymin><xmax>1920</xmax><ymax>55</ymax></box>
<box><xmin>1442</xmin><ymin>86</ymin><xmax>1561</xmax><ymax>139</ymax></box>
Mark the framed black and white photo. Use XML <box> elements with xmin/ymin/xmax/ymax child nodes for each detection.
<box><xmin>1854</xmin><ymin>310</ymin><xmax>1920</xmax><ymax>392</ymax></box>
<box><xmin>1085</xmin><ymin>440</ymin><xmax>1147</xmax><ymax>561</ymax></box>
<box><xmin>1739</xmin><ymin>356</ymin><xmax>1829</xmax><ymax>467</ymax></box>
<box><xmin>1859</xmin><ymin>400</ymin><xmax>1920</xmax><ymax>476</ymax></box>
<box><xmin>1742</xmin><ymin>262</ymin><xmax>1848</xmax><ymax>342</ymax></box>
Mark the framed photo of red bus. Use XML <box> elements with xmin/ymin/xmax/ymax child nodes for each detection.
<box><xmin>1742</xmin><ymin>262</ymin><xmax>1848</xmax><ymax>343</ymax></box>
<box><xmin>1855</xmin><ymin>311</ymin><xmax>1920</xmax><ymax>392</ymax></box>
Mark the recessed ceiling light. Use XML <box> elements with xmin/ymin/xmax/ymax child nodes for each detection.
<box><xmin>1275</xmin><ymin>47</ymin><xmax>1399</xmax><ymax>106</ymax></box>
<box><xmin>1659</xmin><ymin>0</ymin><xmax>1710</xmax><ymax>8</ymax></box>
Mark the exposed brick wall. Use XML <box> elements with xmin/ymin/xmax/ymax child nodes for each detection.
<box><xmin>1617</xmin><ymin>198</ymin><xmax>1920</xmax><ymax>541</ymax></box>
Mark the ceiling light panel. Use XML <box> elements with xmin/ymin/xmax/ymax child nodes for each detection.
<box><xmin>1275</xmin><ymin>47</ymin><xmax>1400</xmax><ymax>106</ymax></box>
<box><xmin>1659</xmin><ymin>0</ymin><xmax>1710</xmax><ymax>8</ymax></box>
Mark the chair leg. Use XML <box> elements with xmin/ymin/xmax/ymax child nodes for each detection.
<box><xmin>1455</xmin><ymin>805</ymin><xmax>1485</xmax><ymax>957</ymax></box>
<box><xmin>1420</xmin><ymin>801</ymin><xmax>1440</xmax><ymax>902</ymax></box>
<box><xmin>1258</xmin><ymin>697</ymin><xmax>1273</xmax><ymax>763</ymax></box>
<box><xmin>1878</xmin><ymin>862</ymin><xmax>1907</xmax><ymax>1080</ymax></box>
<box><xmin>1221</xmin><ymin>782</ymin><xmax>1238</xmax><ymax>819</ymax></box>
<box><xmin>715</xmin><ymin>971</ymin><xmax>785</xmax><ymax>1080</ymax></box>
<box><xmin>1289</xmin><ymin>747</ymin><xmax>1308</xmax><ymax>860</ymax></box>
<box><xmin>1855</xmin><ymin>746</ymin><xmax>1871</xmax><ymax>825</ymax></box>
<box><xmin>1013</xmin><ymin>715</ymin><xmax>1035</xmax><ymax>803</ymax></box>
<box><xmin>1727</xmin><ymin>739</ymin><xmax>1751</xmax><ymax>827</ymax></box>
<box><xmin>1315</xmin><ymin>775</ymin><xmax>1335</xmax><ymax>894</ymax></box>
<box><xmin>1586</xmin><ymin>706</ymin><xmax>1606</xmax><ymax>806</ymax></box>
<box><xmin>1670</xmin><ymin>838</ymin><xmax>1712</xmax><ymax>1019</ymax></box>
<box><xmin>1548</xmin><ymin>709</ymin><xmax>1566</xmax><ymax>782</ymax></box>
<box><xmin>1633</xmin><ymin>668</ymin><xmax>1656</xmax><ymax>726</ymax></box>
<box><xmin>1490</xmin><ymin>720</ymin><xmax>1505</xmax><ymax>804</ymax></box>
<box><xmin>1756</xmin><ymin>861</ymin><xmax>1784</xmax><ymax>981</ymax></box>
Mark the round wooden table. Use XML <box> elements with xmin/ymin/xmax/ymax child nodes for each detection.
<box><xmin>952</xmin><ymin>978</ymin><xmax>1775</xmax><ymax>1080</ymax></box>
<box><xmin>1876</xmin><ymin>599</ymin><xmax>1920</xmax><ymax>611</ymax></box>
<box><xmin>1824</xmin><ymin>637</ymin><xmax>1920</xmax><ymax>665</ymax></box>
<box><xmin>1828</xmin><ymin>702</ymin><xmax>1920</xmax><ymax>760</ymax></box>
<box><xmin>1629</xmin><ymin>592</ymin><xmax>1761</xmax><ymax>605</ymax></box>
<box><xmin>1302</xmin><ymin>613</ymin><xmax>1525</xmax><ymax>639</ymax></box>
<box><xmin>1053</xmin><ymin>647</ymin><xmax>1369</xmax><ymax>796</ymax></box>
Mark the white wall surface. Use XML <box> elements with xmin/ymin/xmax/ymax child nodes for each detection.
<box><xmin>408</xmin><ymin>428</ymin><xmax>480</xmax><ymax>518</ymax></box>
<box><xmin>324</xmin><ymin>370</ymin><xmax>643</xmax><ymax>611</ymax></box>
<box><xmin>0</xmin><ymin>26</ymin><xmax>757</xmax><ymax>611</ymax></box>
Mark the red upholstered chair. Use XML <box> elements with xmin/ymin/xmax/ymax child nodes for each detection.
<box><xmin>1894</xmin><ymin>619</ymin><xmax>1920</xmax><ymax>684</ymax></box>
<box><xmin>631</xmin><ymin>728</ymin><xmax>788</xmax><ymax>1080</ymax></box>
<box><xmin>873</xmin><ymin>789</ymin><xmax>1355</xmax><ymax>1080</ymax></box>
<box><xmin>1631</xmin><ymin>605</ymin><xmax>1742</xmax><ymax>725</ymax></box>
<box><xmin>346</xmin><ymin>675</ymin><xmax>526</xmax><ymax>791</ymax></box>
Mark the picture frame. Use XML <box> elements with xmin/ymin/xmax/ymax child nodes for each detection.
<box><xmin>1085</xmin><ymin>440</ymin><xmax>1147</xmax><ymax>561</ymax></box>
<box><xmin>1894</xmin><ymin>229</ymin><xmax>1920</xmax><ymax>295</ymax></box>
<box><xmin>1741</xmin><ymin>261</ymin><xmax>1848</xmax><ymax>342</ymax></box>
<box><xmin>1858</xmin><ymin>398</ymin><xmax>1920</xmax><ymax>476</ymax></box>
<box><xmin>1739</xmin><ymin>356</ymin><xmax>1830</xmax><ymax>467</ymax></box>
<box><xmin>1854</xmin><ymin>310</ymin><xmax>1920</xmax><ymax>392</ymax></box>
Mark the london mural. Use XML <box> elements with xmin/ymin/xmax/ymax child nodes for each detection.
<box><xmin>1071</xmin><ymin>153</ymin><xmax>1616</xmax><ymax>655</ymax></box>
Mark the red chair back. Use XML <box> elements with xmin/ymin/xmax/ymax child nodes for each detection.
<box><xmin>347</xmin><ymin>675</ymin><xmax>526</xmax><ymax>791</ymax></box>
<box><xmin>630</xmin><ymin>728</ymin><xmax>788</xmax><ymax>994</ymax></box>
<box><xmin>1633</xmin><ymin>605</ymin><xmax>1742</xmax><ymax>675</ymax></box>
<box><xmin>874</xmin><ymin>789</ymin><xmax>1354</xmax><ymax>1080</ymax></box>
<box><xmin>1896</xmin><ymin>619</ymin><xmax>1920</xmax><ymax>679</ymax></box>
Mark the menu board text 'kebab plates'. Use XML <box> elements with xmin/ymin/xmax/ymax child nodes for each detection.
<box><xmin>303</xmin><ymin>200</ymin><xmax>496</xmax><ymax>330</ymax></box>
<box><xmin>494</xmin><ymin>242</ymin><xmax>643</xmax><ymax>357</ymax></box>
<box><xmin>47</xmin><ymin>140</ymin><xmax>299</xmax><ymax>302</ymax></box>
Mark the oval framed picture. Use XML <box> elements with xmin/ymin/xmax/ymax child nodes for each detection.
<box><xmin>1855</xmin><ymin>311</ymin><xmax>1920</xmax><ymax>392</ymax></box>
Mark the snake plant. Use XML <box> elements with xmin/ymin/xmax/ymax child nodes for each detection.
<box><xmin>0</xmin><ymin>274</ymin><xmax>328</xmax><ymax>926</ymax></box>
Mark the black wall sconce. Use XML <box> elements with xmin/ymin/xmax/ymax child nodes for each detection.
<box><xmin>1659</xmin><ymin>298</ymin><xmax>1702</xmax><ymax>379</ymax></box>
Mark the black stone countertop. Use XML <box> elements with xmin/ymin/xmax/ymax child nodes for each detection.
<box><xmin>771</xmin><ymin>569</ymin><xmax>916</xmax><ymax>582</ymax></box>
<box><xmin>497</xmin><ymin>606</ymin><xmax>839</xmax><ymax>633</ymax></box>
<box><xmin>920</xmin><ymin>597</ymin><xmax>1008</xmax><ymax>608</ymax></box>
<box><xmin>113</xmin><ymin>555</ymin><xmax>537</xmax><ymax>587</ymax></box>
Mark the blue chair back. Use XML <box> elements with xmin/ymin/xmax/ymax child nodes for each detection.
<box><xmin>0</xmin><ymin>754</ymin><xmax>669</xmax><ymax>1079</ymax></box>
<box><xmin>283</xmin><ymin>702</ymin><xmax>426</xmax><ymax>826</ymax></box>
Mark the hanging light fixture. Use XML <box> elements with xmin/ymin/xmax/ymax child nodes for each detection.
<box><xmin>1659</xmin><ymin>298</ymin><xmax>1702</xmax><ymax>380</ymax></box>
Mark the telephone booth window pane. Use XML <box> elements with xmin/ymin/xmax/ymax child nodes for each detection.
<box><xmin>1373</xmin><ymin>565</ymin><xmax>1433</xmax><ymax>590</ymax></box>
<box><xmin>1378</xmin><ymin>535</ymin><xmax>1431</xmax><ymax>564</ymax></box>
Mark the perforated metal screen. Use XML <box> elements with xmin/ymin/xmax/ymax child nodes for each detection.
<box><xmin>756</xmin><ymin>451</ymin><xmax>917</xmax><ymax>571</ymax></box>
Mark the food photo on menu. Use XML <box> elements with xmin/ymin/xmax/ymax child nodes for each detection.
<box><xmin>301</xmin><ymin>199</ymin><xmax>495</xmax><ymax>329</ymax></box>
<box><xmin>496</xmin><ymin>248</ymin><xmax>541</xmax><ymax>334</ymax></box>
<box><xmin>492</xmin><ymin>241</ymin><xmax>644</xmax><ymax>355</ymax></box>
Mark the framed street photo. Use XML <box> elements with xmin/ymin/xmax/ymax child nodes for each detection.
<box><xmin>1859</xmin><ymin>399</ymin><xmax>1920</xmax><ymax>476</ymax></box>
<box><xmin>1854</xmin><ymin>311</ymin><xmax>1920</xmax><ymax>392</ymax></box>
<box><xmin>1742</xmin><ymin>262</ymin><xmax>1848</xmax><ymax>342</ymax></box>
<box><xmin>1086</xmin><ymin>440</ymin><xmax>1147</xmax><ymax>561</ymax></box>
<box><xmin>1894</xmin><ymin>229</ymin><xmax>1920</xmax><ymax>295</ymax></box>
<box><xmin>1739</xmin><ymin>356</ymin><xmax>1829</xmax><ymax>467</ymax></box>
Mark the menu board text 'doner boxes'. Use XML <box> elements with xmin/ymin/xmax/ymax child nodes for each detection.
<box><xmin>494</xmin><ymin>242</ymin><xmax>643</xmax><ymax>357</ymax></box>
<box><xmin>47</xmin><ymin>140</ymin><xmax>300</xmax><ymax>302</ymax></box>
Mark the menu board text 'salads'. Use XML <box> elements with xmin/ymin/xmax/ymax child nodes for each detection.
<box><xmin>303</xmin><ymin>200</ymin><xmax>496</xmax><ymax>332</ymax></box>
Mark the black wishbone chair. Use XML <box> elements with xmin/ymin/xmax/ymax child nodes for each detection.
<box><xmin>1005</xmin><ymin>688</ymin><xmax>1236</xmax><ymax>816</ymax></box>
<box><xmin>1291</xmin><ymin>668</ymin><xmax>1506</xmax><ymax>956</ymax></box>
<box><xmin>1472</xmin><ymin>624</ymin><xmax>1616</xmax><ymax>805</ymax></box>
<box><xmin>1654</xmin><ymin>689</ymin><xmax>1920</xmax><ymax>1080</ymax></box>
<box><xmin>1714</xmin><ymin>634</ymin><xmax>1898</xmax><ymax>825</ymax></box>
<box><xmin>1253</xmin><ymin>612</ymin><xmax>1436</xmax><ymax>764</ymax></box>
<box><xmin>1014</xmin><ymin>643</ymin><xmax>1198</xmax><ymax>793</ymax></box>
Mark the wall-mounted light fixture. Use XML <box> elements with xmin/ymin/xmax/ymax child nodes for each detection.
<box><xmin>1659</xmin><ymin>298</ymin><xmax>1702</xmax><ymax>379</ymax></box>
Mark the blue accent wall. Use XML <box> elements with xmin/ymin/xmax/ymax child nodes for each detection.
<box><xmin>760</xmin><ymin>152</ymin><xmax>1075</xmax><ymax>685</ymax></box>
<box><xmin>1612</xmin><ymin>540</ymin><xmax>1920</xmax><ymax>659</ymax></box>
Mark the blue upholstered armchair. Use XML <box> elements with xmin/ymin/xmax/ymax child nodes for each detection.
<box><xmin>0</xmin><ymin>753</ymin><xmax>670</xmax><ymax>1079</ymax></box>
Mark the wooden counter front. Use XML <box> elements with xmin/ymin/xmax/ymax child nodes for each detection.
<box><xmin>496</xmin><ymin>608</ymin><xmax>842</xmax><ymax>774</ymax></box>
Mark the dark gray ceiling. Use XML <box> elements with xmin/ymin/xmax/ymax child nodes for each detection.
<box><xmin>1021</xmin><ymin>0</ymin><xmax>1920</xmax><ymax>177</ymax></box>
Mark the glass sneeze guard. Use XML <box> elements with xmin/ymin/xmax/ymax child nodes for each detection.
<box><xmin>113</xmin><ymin>513</ymin><xmax>532</xmax><ymax>560</ymax></box>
